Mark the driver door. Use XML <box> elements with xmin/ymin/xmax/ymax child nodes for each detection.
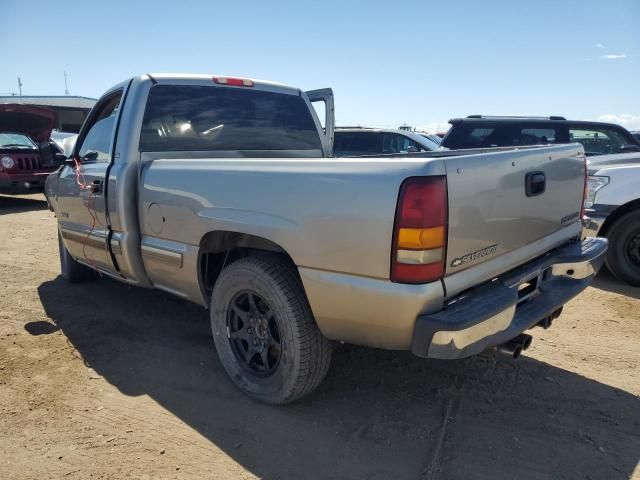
<box><xmin>56</xmin><ymin>89</ymin><xmax>123</xmax><ymax>274</ymax></box>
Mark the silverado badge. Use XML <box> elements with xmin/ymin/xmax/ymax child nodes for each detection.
<box><xmin>451</xmin><ymin>244</ymin><xmax>498</xmax><ymax>267</ymax></box>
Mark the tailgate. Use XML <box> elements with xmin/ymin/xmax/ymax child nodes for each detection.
<box><xmin>444</xmin><ymin>144</ymin><xmax>585</xmax><ymax>290</ymax></box>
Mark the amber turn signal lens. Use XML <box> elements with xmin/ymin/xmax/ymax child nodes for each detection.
<box><xmin>397</xmin><ymin>226</ymin><xmax>445</xmax><ymax>250</ymax></box>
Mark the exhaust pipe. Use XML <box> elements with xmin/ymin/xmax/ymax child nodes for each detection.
<box><xmin>497</xmin><ymin>333</ymin><xmax>533</xmax><ymax>359</ymax></box>
<box><xmin>536</xmin><ymin>307</ymin><xmax>563</xmax><ymax>329</ymax></box>
<box><xmin>511</xmin><ymin>333</ymin><xmax>532</xmax><ymax>350</ymax></box>
<box><xmin>497</xmin><ymin>342</ymin><xmax>523</xmax><ymax>359</ymax></box>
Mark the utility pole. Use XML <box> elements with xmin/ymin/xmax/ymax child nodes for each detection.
<box><xmin>64</xmin><ymin>71</ymin><xmax>69</xmax><ymax>95</ymax></box>
<box><xmin>17</xmin><ymin>77</ymin><xmax>23</xmax><ymax>100</ymax></box>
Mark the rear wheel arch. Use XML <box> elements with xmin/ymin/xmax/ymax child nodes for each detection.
<box><xmin>197</xmin><ymin>231</ymin><xmax>300</xmax><ymax>304</ymax></box>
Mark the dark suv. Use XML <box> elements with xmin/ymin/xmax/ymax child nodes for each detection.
<box><xmin>441</xmin><ymin>115</ymin><xmax>640</xmax><ymax>156</ymax></box>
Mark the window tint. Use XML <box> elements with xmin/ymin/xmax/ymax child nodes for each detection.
<box><xmin>140</xmin><ymin>85</ymin><xmax>322</xmax><ymax>152</ymax></box>
<box><xmin>78</xmin><ymin>91</ymin><xmax>122</xmax><ymax>163</ymax></box>
<box><xmin>444</xmin><ymin>123</ymin><xmax>569</xmax><ymax>149</ymax></box>
<box><xmin>334</xmin><ymin>132</ymin><xmax>380</xmax><ymax>155</ymax></box>
<box><xmin>514</xmin><ymin>128</ymin><xmax>556</xmax><ymax>145</ymax></box>
<box><xmin>443</xmin><ymin>125</ymin><xmax>498</xmax><ymax>149</ymax></box>
<box><xmin>569</xmin><ymin>127</ymin><xmax>640</xmax><ymax>156</ymax></box>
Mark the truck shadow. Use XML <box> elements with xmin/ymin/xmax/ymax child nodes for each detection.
<box><xmin>35</xmin><ymin>277</ymin><xmax>640</xmax><ymax>480</ymax></box>
<box><xmin>592</xmin><ymin>268</ymin><xmax>640</xmax><ymax>300</ymax></box>
<box><xmin>0</xmin><ymin>193</ymin><xmax>48</xmax><ymax>214</ymax></box>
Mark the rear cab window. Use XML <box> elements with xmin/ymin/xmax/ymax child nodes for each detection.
<box><xmin>139</xmin><ymin>85</ymin><xmax>322</xmax><ymax>155</ymax></box>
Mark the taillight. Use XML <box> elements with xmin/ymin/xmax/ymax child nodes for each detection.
<box><xmin>580</xmin><ymin>156</ymin><xmax>588</xmax><ymax>219</ymax></box>
<box><xmin>212</xmin><ymin>76</ymin><xmax>254</xmax><ymax>87</ymax></box>
<box><xmin>391</xmin><ymin>176</ymin><xmax>448</xmax><ymax>283</ymax></box>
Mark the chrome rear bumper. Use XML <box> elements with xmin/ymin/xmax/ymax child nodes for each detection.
<box><xmin>411</xmin><ymin>237</ymin><xmax>608</xmax><ymax>359</ymax></box>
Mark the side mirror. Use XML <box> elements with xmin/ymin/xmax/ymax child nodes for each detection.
<box><xmin>82</xmin><ymin>151</ymin><xmax>99</xmax><ymax>162</ymax></box>
<box><xmin>407</xmin><ymin>146</ymin><xmax>419</xmax><ymax>153</ymax></box>
<box><xmin>55</xmin><ymin>153</ymin><xmax>68</xmax><ymax>163</ymax></box>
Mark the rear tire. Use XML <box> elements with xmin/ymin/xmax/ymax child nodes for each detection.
<box><xmin>58</xmin><ymin>232</ymin><xmax>97</xmax><ymax>282</ymax></box>
<box><xmin>604</xmin><ymin>209</ymin><xmax>640</xmax><ymax>286</ymax></box>
<box><xmin>210</xmin><ymin>255</ymin><xmax>332</xmax><ymax>404</ymax></box>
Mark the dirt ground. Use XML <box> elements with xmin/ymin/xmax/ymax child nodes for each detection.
<box><xmin>0</xmin><ymin>193</ymin><xmax>638</xmax><ymax>480</ymax></box>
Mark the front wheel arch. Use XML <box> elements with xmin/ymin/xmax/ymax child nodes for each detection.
<box><xmin>598</xmin><ymin>198</ymin><xmax>640</xmax><ymax>237</ymax></box>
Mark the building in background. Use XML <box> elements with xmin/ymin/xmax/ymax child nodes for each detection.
<box><xmin>0</xmin><ymin>95</ymin><xmax>96</xmax><ymax>133</ymax></box>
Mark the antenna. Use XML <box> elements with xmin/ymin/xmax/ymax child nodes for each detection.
<box><xmin>64</xmin><ymin>71</ymin><xmax>69</xmax><ymax>95</ymax></box>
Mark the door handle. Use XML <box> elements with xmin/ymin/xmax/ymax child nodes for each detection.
<box><xmin>91</xmin><ymin>179</ymin><xmax>103</xmax><ymax>194</ymax></box>
<box><xmin>525</xmin><ymin>171</ymin><xmax>546</xmax><ymax>197</ymax></box>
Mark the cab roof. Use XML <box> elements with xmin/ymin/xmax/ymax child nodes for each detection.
<box><xmin>145</xmin><ymin>73</ymin><xmax>299</xmax><ymax>93</ymax></box>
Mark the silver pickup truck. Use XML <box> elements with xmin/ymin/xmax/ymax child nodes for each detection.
<box><xmin>583</xmin><ymin>152</ymin><xmax>640</xmax><ymax>286</ymax></box>
<box><xmin>45</xmin><ymin>74</ymin><xmax>607</xmax><ymax>404</ymax></box>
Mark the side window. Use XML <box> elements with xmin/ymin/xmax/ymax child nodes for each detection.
<box><xmin>334</xmin><ymin>132</ymin><xmax>380</xmax><ymax>154</ymax></box>
<box><xmin>514</xmin><ymin>128</ymin><xmax>556</xmax><ymax>145</ymax></box>
<box><xmin>77</xmin><ymin>91</ymin><xmax>122</xmax><ymax>163</ymax></box>
<box><xmin>382</xmin><ymin>133</ymin><xmax>419</xmax><ymax>153</ymax></box>
<box><xmin>396</xmin><ymin>135</ymin><xmax>425</xmax><ymax>153</ymax></box>
<box><xmin>444</xmin><ymin>126</ymin><xmax>499</xmax><ymax>149</ymax></box>
<box><xmin>569</xmin><ymin>127</ymin><xmax>636</xmax><ymax>155</ymax></box>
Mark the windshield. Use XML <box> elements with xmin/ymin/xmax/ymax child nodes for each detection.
<box><xmin>0</xmin><ymin>133</ymin><xmax>37</xmax><ymax>149</ymax></box>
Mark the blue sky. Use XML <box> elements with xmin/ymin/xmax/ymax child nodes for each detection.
<box><xmin>1</xmin><ymin>0</ymin><xmax>639</xmax><ymax>131</ymax></box>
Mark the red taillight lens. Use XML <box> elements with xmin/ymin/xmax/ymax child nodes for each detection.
<box><xmin>397</xmin><ymin>177</ymin><xmax>447</xmax><ymax>228</ymax></box>
<box><xmin>212</xmin><ymin>76</ymin><xmax>254</xmax><ymax>87</ymax></box>
<box><xmin>391</xmin><ymin>176</ymin><xmax>448</xmax><ymax>284</ymax></box>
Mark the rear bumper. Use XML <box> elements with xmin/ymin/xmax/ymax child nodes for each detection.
<box><xmin>582</xmin><ymin>215</ymin><xmax>606</xmax><ymax>238</ymax></box>
<box><xmin>411</xmin><ymin>237</ymin><xmax>608</xmax><ymax>359</ymax></box>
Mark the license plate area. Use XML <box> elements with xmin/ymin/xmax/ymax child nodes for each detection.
<box><xmin>517</xmin><ymin>277</ymin><xmax>538</xmax><ymax>300</ymax></box>
<box><xmin>515</xmin><ymin>268</ymin><xmax>548</xmax><ymax>304</ymax></box>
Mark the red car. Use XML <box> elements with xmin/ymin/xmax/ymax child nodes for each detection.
<box><xmin>0</xmin><ymin>104</ymin><xmax>65</xmax><ymax>194</ymax></box>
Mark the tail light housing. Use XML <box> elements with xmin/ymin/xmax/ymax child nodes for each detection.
<box><xmin>580</xmin><ymin>156</ymin><xmax>588</xmax><ymax>219</ymax></box>
<box><xmin>391</xmin><ymin>176</ymin><xmax>448</xmax><ymax>283</ymax></box>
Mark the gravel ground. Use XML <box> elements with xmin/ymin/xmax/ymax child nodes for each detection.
<box><xmin>1</xmin><ymin>193</ymin><xmax>639</xmax><ymax>480</ymax></box>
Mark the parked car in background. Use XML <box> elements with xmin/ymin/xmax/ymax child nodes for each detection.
<box><xmin>334</xmin><ymin>127</ymin><xmax>440</xmax><ymax>156</ymax></box>
<box><xmin>442</xmin><ymin>115</ymin><xmax>640</xmax><ymax>285</ymax></box>
<box><xmin>441</xmin><ymin>115</ymin><xmax>640</xmax><ymax>155</ymax></box>
<box><xmin>46</xmin><ymin>74</ymin><xmax>606</xmax><ymax>404</ymax></box>
<box><xmin>583</xmin><ymin>155</ymin><xmax>640</xmax><ymax>285</ymax></box>
<box><xmin>419</xmin><ymin>132</ymin><xmax>442</xmax><ymax>145</ymax></box>
<box><xmin>0</xmin><ymin>104</ymin><xmax>66</xmax><ymax>194</ymax></box>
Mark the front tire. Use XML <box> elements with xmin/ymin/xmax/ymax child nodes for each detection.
<box><xmin>58</xmin><ymin>232</ymin><xmax>97</xmax><ymax>282</ymax></box>
<box><xmin>605</xmin><ymin>209</ymin><xmax>640</xmax><ymax>286</ymax></box>
<box><xmin>210</xmin><ymin>255</ymin><xmax>332</xmax><ymax>404</ymax></box>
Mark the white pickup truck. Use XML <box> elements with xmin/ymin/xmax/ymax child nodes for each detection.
<box><xmin>45</xmin><ymin>74</ymin><xmax>607</xmax><ymax>404</ymax></box>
